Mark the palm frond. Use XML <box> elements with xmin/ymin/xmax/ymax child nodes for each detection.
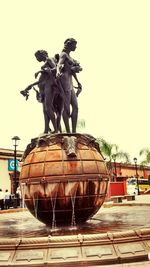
<box><xmin>116</xmin><ymin>151</ymin><xmax>130</xmax><ymax>163</ymax></box>
<box><xmin>146</xmin><ymin>153</ymin><xmax>150</xmax><ymax>163</ymax></box>
<box><xmin>97</xmin><ymin>138</ymin><xmax>130</xmax><ymax>164</ymax></box>
<box><xmin>139</xmin><ymin>148</ymin><xmax>150</xmax><ymax>156</ymax></box>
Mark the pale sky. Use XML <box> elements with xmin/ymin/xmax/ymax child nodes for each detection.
<box><xmin>0</xmin><ymin>0</ymin><xmax>150</xmax><ymax>163</ymax></box>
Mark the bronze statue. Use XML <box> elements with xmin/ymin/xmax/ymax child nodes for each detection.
<box><xmin>57</xmin><ymin>38</ymin><xmax>82</xmax><ymax>133</ymax></box>
<box><xmin>19</xmin><ymin>41</ymin><xmax>110</xmax><ymax>230</ymax></box>
<box><xmin>20</xmin><ymin>39</ymin><xmax>82</xmax><ymax>134</ymax></box>
<box><xmin>20</xmin><ymin>50</ymin><xmax>63</xmax><ymax>133</ymax></box>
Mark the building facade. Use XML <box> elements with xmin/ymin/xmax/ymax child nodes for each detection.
<box><xmin>111</xmin><ymin>162</ymin><xmax>150</xmax><ymax>180</ymax></box>
<box><xmin>0</xmin><ymin>148</ymin><xmax>23</xmax><ymax>193</ymax></box>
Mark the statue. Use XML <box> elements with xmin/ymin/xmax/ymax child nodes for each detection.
<box><xmin>20</xmin><ymin>50</ymin><xmax>63</xmax><ymax>133</ymax></box>
<box><xmin>20</xmin><ymin>38</ymin><xmax>82</xmax><ymax>134</ymax></box>
<box><xmin>57</xmin><ymin>38</ymin><xmax>82</xmax><ymax>133</ymax></box>
<box><xmin>19</xmin><ymin>39</ymin><xmax>109</xmax><ymax>228</ymax></box>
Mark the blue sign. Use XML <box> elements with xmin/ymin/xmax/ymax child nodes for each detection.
<box><xmin>8</xmin><ymin>159</ymin><xmax>18</xmax><ymax>171</ymax></box>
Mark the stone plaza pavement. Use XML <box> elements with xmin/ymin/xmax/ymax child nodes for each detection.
<box><xmin>123</xmin><ymin>194</ymin><xmax>150</xmax><ymax>204</ymax></box>
<box><xmin>104</xmin><ymin>193</ymin><xmax>150</xmax><ymax>207</ymax></box>
<box><xmin>132</xmin><ymin>194</ymin><xmax>150</xmax><ymax>203</ymax></box>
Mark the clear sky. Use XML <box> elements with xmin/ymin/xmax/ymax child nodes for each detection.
<box><xmin>0</xmin><ymin>0</ymin><xmax>150</xmax><ymax>163</ymax></box>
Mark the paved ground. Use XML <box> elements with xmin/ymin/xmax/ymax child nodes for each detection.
<box><xmin>127</xmin><ymin>193</ymin><xmax>150</xmax><ymax>204</ymax></box>
<box><xmin>104</xmin><ymin>193</ymin><xmax>150</xmax><ymax>207</ymax></box>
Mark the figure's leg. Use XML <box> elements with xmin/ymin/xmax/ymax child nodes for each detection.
<box><xmin>44</xmin><ymin>83</ymin><xmax>58</xmax><ymax>133</ymax></box>
<box><xmin>63</xmin><ymin>91</ymin><xmax>71</xmax><ymax>133</ymax></box>
<box><xmin>43</xmin><ymin>104</ymin><xmax>50</xmax><ymax>133</ymax></box>
<box><xmin>56</xmin><ymin>95</ymin><xmax>64</xmax><ymax>133</ymax></box>
<box><xmin>71</xmin><ymin>89</ymin><xmax>78</xmax><ymax>133</ymax></box>
<box><xmin>59</xmin><ymin>124</ymin><xmax>62</xmax><ymax>133</ymax></box>
<box><xmin>45</xmin><ymin>102</ymin><xmax>57</xmax><ymax>133</ymax></box>
<box><xmin>63</xmin><ymin>110</ymin><xmax>70</xmax><ymax>133</ymax></box>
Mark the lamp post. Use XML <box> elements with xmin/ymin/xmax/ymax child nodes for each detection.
<box><xmin>133</xmin><ymin>157</ymin><xmax>140</xmax><ymax>195</ymax></box>
<box><xmin>12</xmin><ymin>136</ymin><xmax>20</xmax><ymax>198</ymax></box>
<box><xmin>112</xmin><ymin>154</ymin><xmax>117</xmax><ymax>182</ymax></box>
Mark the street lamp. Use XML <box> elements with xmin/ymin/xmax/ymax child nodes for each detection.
<box><xmin>12</xmin><ymin>136</ymin><xmax>20</xmax><ymax>197</ymax></box>
<box><xmin>112</xmin><ymin>154</ymin><xmax>117</xmax><ymax>181</ymax></box>
<box><xmin>133</xmin><ymin>157</ymin><xmax>140</xmax><ymax>195</ymax></box>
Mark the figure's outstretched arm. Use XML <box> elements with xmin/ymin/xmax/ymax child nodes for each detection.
<box><xmin>35</xmin><ymin>70</ymin><xmax>43</xmax><ymax>79</ymax></box>
<box><xmin>20</xmin><ymin>80</ymin><xmax>40</xmax><ymax>100</ymax></box>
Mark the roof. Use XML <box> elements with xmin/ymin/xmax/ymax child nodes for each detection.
<box><xmin>0</xmin><ymin>148</ymin><xmax>23</xmax><ymax>160</ymax></box>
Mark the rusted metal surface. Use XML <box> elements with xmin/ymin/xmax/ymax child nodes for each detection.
<box><xmin>20</xmin><ymin>134</ymin><xmax>109</xmax><ymax>226</ymax></box>
<box><xmin>0</xmin><ymin>229</ymin><xmax>150</xmax><ymax>266</ymax></box>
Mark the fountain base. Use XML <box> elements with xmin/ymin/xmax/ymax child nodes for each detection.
<box><xmin>0</xmin><ymin>229</ymin><xmax>150</xmax><ymax>266</ymax></box>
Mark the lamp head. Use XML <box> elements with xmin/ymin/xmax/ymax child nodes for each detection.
<box><xmin>12</xmin><ymin>136</ymin><xmax>20</xmax><ymax>147</ymax></box>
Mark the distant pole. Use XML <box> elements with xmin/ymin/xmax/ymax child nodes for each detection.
<box><xmin>12</xmin><ymin>136</ymin><xmax>20</xmax><ymax>196</ymax></box>
<box><xmin>133</xmin><ymin>157</ymin><xmax>140</xmax><ymax>195</ymax></box>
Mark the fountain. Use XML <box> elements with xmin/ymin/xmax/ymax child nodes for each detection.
<box><xmin>20</xmin><ymin>133</ymin><xmax>109</xmax><ymax>227</ymax></box>
<box><xmin>0</xmin><ymin>39</ymin><xmax>150</xmax><ymax>266</ymax></box>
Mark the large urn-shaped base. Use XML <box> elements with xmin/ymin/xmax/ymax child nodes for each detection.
<box><xmin>20</xmin><ymin>133</ymin><xmax>109</xmax><ymax>226</ymax></box>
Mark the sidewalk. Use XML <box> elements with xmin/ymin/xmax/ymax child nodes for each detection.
<box><xmin>130</xmin><ymin>194</ymin><xmax>150</xmax><ymax>204</ymax></box>
<box><xmin>104</xmin><ymin>194</ymin><xmax>150</xmax><ymax>207</ymax></box>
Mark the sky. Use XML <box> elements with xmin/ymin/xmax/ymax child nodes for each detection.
<box><xmin>0</xmin><ymin>0</ymin><xmax>150</xmax><ymax>163</ymax></box>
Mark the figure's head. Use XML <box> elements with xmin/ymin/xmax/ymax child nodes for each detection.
<box><xmin>54</xmin><ymin>53</ymin><xmax>59</xmax><ymax>63</ymax></box>
<box><xmin>64</xmin><ymin>38</ymin><xmax>77</xmax><ymax>51</ymax></box>
<box><xmin>34</xmin><ymin>50</ymin><xmax>48</xmax><ymax>62</ymax></box>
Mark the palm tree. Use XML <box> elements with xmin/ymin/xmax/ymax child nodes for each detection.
<box><xmin>97</xmin><ymin>138</ymin><xmax>130</xmax><ymax>176</ymax></box>
<box><xmin>139</xmin><ymin>148</ymin><xmax>150</xmax><ymax>165</ymax></box>
<box><xmin>97</xmin><ymin>138</ymin><xmax>130</xmax><ymax>163</ymax></box>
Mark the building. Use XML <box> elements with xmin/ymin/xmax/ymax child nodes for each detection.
<box><xmin>108</xmin><ymin>161</ymin><xmax>150</xmax><ymax>196</ymax></box>
<box><xmin>0</xmin><ymin>148</ymin><xmax>23</xmax><ymax>193</ymax></box>
<box><xmin>111</xmin><ymin>162</ymin><xmax>150</xmax><ymax>180</ymax></box>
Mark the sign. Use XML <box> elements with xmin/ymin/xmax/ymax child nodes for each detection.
<box><xmin>8</xmin><ymin>159</ymin><xmax>18</xmax><ymax>171</ymax></box>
